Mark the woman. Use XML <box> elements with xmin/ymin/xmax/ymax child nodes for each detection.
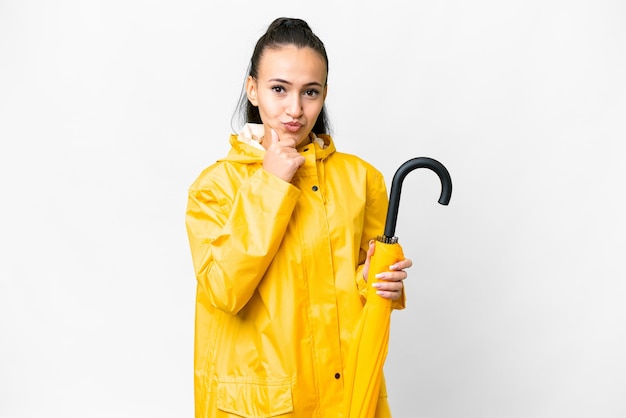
<box><xmin>186</xmin><ymin>17</ymin><xmax>413</xmax><ymax>417</ymax></box>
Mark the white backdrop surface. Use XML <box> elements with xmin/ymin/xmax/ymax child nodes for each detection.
<box><xmin>1</xmin><ymin>1</ymin><xmax>625</xmax><ymax>417</ymax></box>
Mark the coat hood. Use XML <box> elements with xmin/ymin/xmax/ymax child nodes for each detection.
<box><xmin>220</xmin><ymin>124</ymin><xmax>336</xmax><ymax>164</ymax></box>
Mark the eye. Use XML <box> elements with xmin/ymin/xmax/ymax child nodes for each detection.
<box><xmin>271</xmin><ymin>85</ymin><xmax>286</xmax><ymax>94</ymax></box>
<box><xmin>303</xmin><ymin>89</ymin><xmax>320</xmax><ymax>98</ymax></box>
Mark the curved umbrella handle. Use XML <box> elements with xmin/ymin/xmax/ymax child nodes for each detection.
<box><xmin>382</xmin><ymin>157</ymin><xmax>452</xmax><ymax>240</ymax></box>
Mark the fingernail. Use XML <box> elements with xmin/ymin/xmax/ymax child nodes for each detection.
<box><xmin>372</xmin><ymin>283</ymin><xmax>381</xmax><ymax>288</ymax></box>
<box><xmin>375</xmin><ymin>273</ymin><xmax>385</xmax><ymax>279</ymax></box>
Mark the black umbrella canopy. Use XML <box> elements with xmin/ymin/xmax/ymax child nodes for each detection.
<box><xmin>381</xmin><ymin>157</ymin><xmax>453</xmax><ymax>242</ymax></box>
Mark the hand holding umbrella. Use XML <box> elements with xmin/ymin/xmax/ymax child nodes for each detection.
<box><xmin>343</xmin><ymin>157</ymin><xmax>452</xmax><ymax>418</ymax></box>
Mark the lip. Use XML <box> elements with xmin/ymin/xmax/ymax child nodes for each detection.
<box><xmin>283</xmin><ymin>121</ymin><xmax>303</xmax><ymax>133</ymax></box>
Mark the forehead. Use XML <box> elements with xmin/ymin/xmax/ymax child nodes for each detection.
<box><xmin>257</xmin><ymin>45</ymin><xmax>327</xmax><ymax>83</ymax></box>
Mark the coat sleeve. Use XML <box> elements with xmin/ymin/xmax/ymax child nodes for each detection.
<box><xmin>186</xmin><ymin>167</ymin><xmax>301</xmax><ymax>314</ymax></box>
<box><xmin>355</xmin><ymin>167</ymin><xmax>406</xmax><ymax>310</ymax></box>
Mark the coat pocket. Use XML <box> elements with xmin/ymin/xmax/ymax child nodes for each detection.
<box><xmin>217</xmin><ymin>378</ymin><xmax>294</xmax><ymax>418</ymax></box>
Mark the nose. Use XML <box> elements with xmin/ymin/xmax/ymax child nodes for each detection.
<box><xmin>285</xmin><ymin>93</ymin><xmax>303</xmax><ymax>117</ymax></box>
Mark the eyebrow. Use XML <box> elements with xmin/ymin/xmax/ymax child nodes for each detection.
<box><xmin>268</xmin><ymin>78</ymin><xmax>324</xmax><ymax>88</ymax></box>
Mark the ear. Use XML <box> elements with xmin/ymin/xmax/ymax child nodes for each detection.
<box><xmin>246</xmin><ymin>76</ymin><xmax>259</xmax><ymax>106</ymax></box>
<box><xmin>323</xmin><ymin>84</ymin><xmax>328</xmax><ymax>101</ymax></box>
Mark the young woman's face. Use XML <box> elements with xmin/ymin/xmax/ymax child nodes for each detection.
<box><xmin>246</xmin><ymin>45</ymin><xmax>327</xmax><ymax>147</ymax></box>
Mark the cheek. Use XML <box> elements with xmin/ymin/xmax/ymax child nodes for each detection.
<box><xmin>257</xmin><ymin>97</ymin><xmax>281</xmax><ymax>119</ymax></box>
<box><xmin>305</xmin><ymin>101</ymin><xmax>324</xmax><ymax>120</ymax></box>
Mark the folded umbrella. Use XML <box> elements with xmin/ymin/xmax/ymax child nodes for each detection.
<box><xmin>343</xmin><ymin>157</ymin><xmax>452</xmax><ymax>418</ymax></box>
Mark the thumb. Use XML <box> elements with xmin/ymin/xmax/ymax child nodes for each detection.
<box><xmin>363</xmin><ymin>240</ymin><xmax>376</xmax><ymax>282</ymax></box>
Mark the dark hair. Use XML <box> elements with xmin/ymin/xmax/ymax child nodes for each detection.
<box><xmin>231</xmin><ymin>17</ymin><xmax>332</xmax><ymax>135</ymax></box>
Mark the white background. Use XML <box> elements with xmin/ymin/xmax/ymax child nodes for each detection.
<box><xmin>1</xmin><ymin>1</ymin><xmax>625</xmax><ymax>417</ymax></box>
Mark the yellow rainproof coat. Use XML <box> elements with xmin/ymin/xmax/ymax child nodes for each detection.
<box><xmin>186</xmin><ymin>126</ymin><xmax>405</xmax><ymax>418</ymax></box>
